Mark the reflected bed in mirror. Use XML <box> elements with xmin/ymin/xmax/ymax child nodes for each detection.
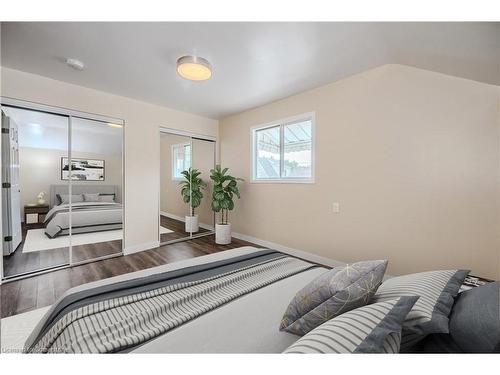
<box><xmin>1</xmin><ymin>104</ymin><xmax>124</xmax><ymax>279</ymax></box>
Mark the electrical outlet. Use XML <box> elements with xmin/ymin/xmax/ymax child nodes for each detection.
<box><xmin>332</xmin><ymin>202</ymin><xmax>340</xmax><ymax>213</ymax></box>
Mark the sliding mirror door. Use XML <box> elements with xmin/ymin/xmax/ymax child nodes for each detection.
<box><xmin>191</xmin><ymin>138</ymin><xmax>215</xmax><ymax>236</ymax></box>
<box><xmin>68</xmin><ymin>117</ymin><xmax>123</xmax><ymax>264</ymax></box>
<box><xmin>1</xmin><ymin>106</ymin><xmax>70</xmax><ymax>278</ymax></box>
<box><xmin>159</xmin><ymin>132</ymin><xmax>193</xmax><ymax>243</ymax></box>
<box><xmin>158</xmin><ymin>130</ymin><xmax>216</xmax><ymax>245</ymax></box>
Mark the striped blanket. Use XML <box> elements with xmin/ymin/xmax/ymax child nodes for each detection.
<box><xmin>26</xmin><ymin>251</ymin><xmax>315</xmax><ymax>353</ymax></box>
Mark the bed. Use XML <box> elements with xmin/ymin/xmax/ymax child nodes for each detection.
<box><xmin>20</xmin><ymin>246</ymin><xmax>499</xmax><ymax>354</ymax></box>
<box><xmin>24</xmin><ymin>247</ymin><xmax>341</xmax><ymax>353</ymax></box>
<box><xmin>44</xmin><ymin>184</ymin><xmax>122</xmax><ymax>238</ymax></box>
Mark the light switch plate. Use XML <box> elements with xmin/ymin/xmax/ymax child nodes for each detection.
<box><xmin>332</xmin><ymin>202</ymin><xmax>340</xmax><ymax>213</ymax></box>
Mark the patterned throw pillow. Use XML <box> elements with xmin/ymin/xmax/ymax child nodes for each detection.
<box><xmin>371</xmin><ymin>269</ymin><xmax>469</xmax><ymax>350</ymax></box>
<box><xmin>283</xmin><ymin>296</ymin><xmax>419</xmax><ymax>353</ymax></box>
<box><xmin>280</xmin><ymin>260</ymin><xmax>388</xmax><ymax>335</ymax></box>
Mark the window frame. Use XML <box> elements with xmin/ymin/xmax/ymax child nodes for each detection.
<box><xmin>171</xmin><ymin>141</ymin><xmax>192</xmax><ymax>181</ymax></box>
<box><xmin>250</xmin><ymin>112</ymin><xmax>315</xmax><ymax>184</ymax></box>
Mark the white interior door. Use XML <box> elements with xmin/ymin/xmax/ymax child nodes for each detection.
<box><xmin>8</xmin><ymin>117</ymin><xmax>22</xmax><ymax>250</ymax></box>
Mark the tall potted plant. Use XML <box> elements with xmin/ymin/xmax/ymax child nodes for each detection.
<box><xmin>179</xmin><ymin>168</ymin><xmax>207</xmax><ymax>233</ymax></box>
<box><xmin>210</xmin><ymin>165</ymin><xmax>243</xmax><ymax>244</ymax></box>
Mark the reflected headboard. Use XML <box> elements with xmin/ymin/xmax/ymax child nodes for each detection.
<box><xmin>49</xmin><ymin>184</ymin><xmax>121</xmax><ymax>207</ymax></box>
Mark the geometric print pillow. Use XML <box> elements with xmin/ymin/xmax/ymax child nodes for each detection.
<box><xmin>280</xmin><ymin>260</ymin><xmax>388</xmax><ymax>335</ymax></box>
<box><xmin>371</xmin><ymin>269</ymin><xmax>469</xmax><ymax>350</ymax></box>
<box><xmin>283</xmin><ymin>296</ymin><xmax>419</xmax><ymax>353</ymax></box>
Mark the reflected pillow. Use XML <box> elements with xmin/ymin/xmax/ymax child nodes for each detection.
<box><xmin>83</xmin><ymin>193</ymin><xmax>100</xmax><ymax>202</ymax></box>
<box><xmin>57</xmin><ymin>194</ymin><xmax>84</xmax><ymax>205</ymax></box>
<box><xmin>283</xmin><ymin>296</ymin><xmax>419</xmax><ymax>353</ymax></box>
<box><xmin>280</xmin><ymin>260</ymin><xmax>388</xmax><ymax>335</ymax></box>
<box><xmin>99</xmin><ymin>194</ymin><xmax>115</xmax><ymax>203</ymax></box>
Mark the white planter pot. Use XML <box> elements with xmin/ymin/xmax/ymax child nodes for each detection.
<box><xmin>215</xmin><ymin>223</ymin><xmax>232</xmax><ymax>245</ymax></box>
<box><xmin>185</xmin><ymin>215</ymin><xmax>199</xmax><ymax>233</ymax></box>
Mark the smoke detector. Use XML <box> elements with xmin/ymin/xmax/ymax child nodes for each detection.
<box><xmin>65</xmin><ymin>58</ymin><xmax>85</xmax><ymax>71</ymax></box>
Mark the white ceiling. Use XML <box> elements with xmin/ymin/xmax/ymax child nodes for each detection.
<box><xmin>1</xmin><ymin>22</ymin><xmax>499</xmax><ymax>119</ymax></box>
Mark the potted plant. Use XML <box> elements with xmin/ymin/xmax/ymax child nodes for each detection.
<box><xmin>210</xmin><ymin>165</ymin><xmax>243</xmax><ymax>244</ymax></box>
<box><xmin>179</xmin><ymin>168</ymin><xmax>207</xmax><ymax>233</ymax></box>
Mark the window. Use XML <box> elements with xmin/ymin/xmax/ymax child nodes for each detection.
<box><xmin>172</xmin><ymin>142</ymin><xmax>191</xmax><ymax>180</ymax></box>
<box><xmin>252</xmin><ymin>113</ymin><xmax>314</xmax><ymax>182</ymax></box>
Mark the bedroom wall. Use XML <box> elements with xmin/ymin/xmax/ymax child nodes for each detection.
<box><xmin>220</xmin><ymin>64</ymin><xmax>500</xmax><ymax>279</ymax></box>
<box><xmin>1</xmin><ymin>67</ymin><xmax>218</xmax><ymax>254</ymax></box>
<box><xmin>19</xmin><ymin>147</ymin><xmax>122</xmax><ymax>216</ymax></box>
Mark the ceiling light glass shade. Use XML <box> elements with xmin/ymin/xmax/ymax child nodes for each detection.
<box><xmin>177</xmin><ymin>56</ymin><xmax>212</xmax><ymax>81</ymax></box>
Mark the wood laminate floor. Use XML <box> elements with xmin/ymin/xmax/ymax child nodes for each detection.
<box><xmin>1</xmin><ymin>234</ymin><xmax>260</xmax><ymax>318</ymax></box>
<box><xmin>160</xmin><ymin>215</ymin><xmax>211</xmax><ymax>242</ymax></box>
<box><xmin>2</xmin><ymin>223</ymin><xmax>122</xmax><ymax>278</ymax></box>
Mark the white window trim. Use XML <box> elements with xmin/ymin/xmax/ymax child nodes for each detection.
<box><xmin>250</xmin><ymin>112</ymin><xmax>315</xmax><ymax>184</ymax></box>
<box><xmin>171</xmin><ymin>141</ymin><xmax>191</xmax><ymax>181</ymax></box>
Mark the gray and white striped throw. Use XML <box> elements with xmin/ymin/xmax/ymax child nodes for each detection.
<box><xmin>28</xmin><ymin>255</ymin><xmax>315</xmax><ymax>353</ymax></box>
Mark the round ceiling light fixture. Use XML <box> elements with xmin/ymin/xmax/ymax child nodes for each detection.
<box><xmin>176</xmin><ymin>55</ymin><xmax>212</xmax><ymax>81</ymax></box>
<box><xmin>65</xmin><ymin>58</ymin><xmax>85</xmax><ymax>71</ymax></box>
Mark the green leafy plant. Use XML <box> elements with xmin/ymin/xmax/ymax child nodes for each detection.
<box><xmin>179</xmin><ymin>168</ymin><xmax>207</xmax><ymax>216</ymax></box>
<box><xmin>210</xmin><ymin>165</ymin><xmax>243</xmax><ymax>225</ymax></box>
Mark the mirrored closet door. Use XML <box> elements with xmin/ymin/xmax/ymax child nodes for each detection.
<box><xmin>159</xmin><ymin>132</ymin><xmax>193</xmax><ymax>242</ymax></box>
<box><xmin>191</xmin><ymin>137</ymin><xmax>215</xmax><ymax>235</ymax></box>
<box><xmin>68</xmin><ymin>117</ymin><xmax>123</xmax><ymax>265</ymax></box>
<box><xmin>1</xmin><ymin>106</ymin><xmax>70</xmax><ymax>278</ymax></box>
<box><xmin>159</xmin><ymin>130</ymin><xmax>215</xmax><ymax>245</ymax></box>
<box><xmin>1</xmin><ymin>102</ymin><xmax>124</xmax><ymax>281</ymax></box>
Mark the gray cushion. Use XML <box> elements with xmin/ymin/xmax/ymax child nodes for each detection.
<box><xmin>83</xmin><ymin>193</ymin><xmax>100</xmax><ymax>202</ymax></box>
<box><xmin>283</xmin><ymin>296</ymin><xmax>419</xmax><ymax>353</ymax></box>
<box><xmin>371</xmin><ymin>269</ymin><xmax>469</xmax><ymax>349</ymax></box>
<box><xmin>423</xmin><ymin>282</ymin><xmax>500</xmax><ymax>353</ymax></box>
<box><xmin>57</xmin><ymin>194</ymin><xmax>84</xmax><ymax>205</ymax></box>
<box><xmin>280</xmin><ymin>260</ymin><xmax>388</xmax><ymax>335</ymax></box>
<box><xmin>99</xmin><ymin>194</ymin><xmax>115</xmax><ymax>203</ymax></box>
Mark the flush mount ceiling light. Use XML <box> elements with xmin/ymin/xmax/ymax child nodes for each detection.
<box><xmin>65</xmin><ymin>58</ymin><xmax>85</xmax><ymax>71</ymax></box>
<box><xmin>176</xmin><ymin>55</ymin><xmax>212</xmax><ymax>81</ymax></box>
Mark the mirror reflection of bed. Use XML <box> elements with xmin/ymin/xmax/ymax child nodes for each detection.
<box><xmin>4</xmin><ymin>185</ymin><xmax>123</xmax><ymax>277</ymax></box>
<box><xmin>1</xmin><ymin>105</ymin><xmax>124</xmax><ymax>279</ymax></box>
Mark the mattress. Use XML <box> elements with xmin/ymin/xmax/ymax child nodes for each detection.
<box><xmin>25</xmin><ymin>246</ymin><xmax>336</xmax><ymax>353</ymax></box>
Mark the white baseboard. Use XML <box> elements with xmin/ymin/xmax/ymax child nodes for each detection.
<box><xmin>231</xmin><ymin>231</ymin><xmax>345</xmax><ymax>268</ymax></box>
<box><xmin>124</xmin><ymin>240</ymin><xmax>160</xmax><ymax>255</ymax></box>
<box><xmin>160</xmin><ymin>211</ymin><xmax>214</xmax><ymax>231</ymax></box>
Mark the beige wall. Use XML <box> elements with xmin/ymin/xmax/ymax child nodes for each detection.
<box><xmin>1</xmin><ymin>67</ymin><xmax>218</xmax><ymax>253</ymax></box>
<box><xmin>220</xmin><ymin>64</ymin><xmax>500</xmax><ymax>279</ymax></box>
<box><xmin>160</xmin><ymin>133</ymin><xmax>214</xmax><ymax>227</ymax></box>
<box><xmin>19</xmin><ymin>147</ymin><xmax>122</xmax><ymax>216</ymax></box>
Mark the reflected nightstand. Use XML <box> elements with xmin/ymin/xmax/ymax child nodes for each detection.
<box><xmin>24</xmin><ymin>204</ymin><xmax>49</xmax><ymax>227</ymax></box>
